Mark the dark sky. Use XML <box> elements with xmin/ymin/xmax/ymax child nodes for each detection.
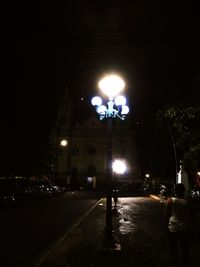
<box><xmin>10</xmin><ymin>1</ymin><xmax>200</xmax><ymax>175</ymax></box>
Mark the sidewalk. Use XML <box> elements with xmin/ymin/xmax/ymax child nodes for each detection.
<box><xmin>32</xmin><ymin>196</ymin><xmax>200</xmax><ymax>267</ymax></box>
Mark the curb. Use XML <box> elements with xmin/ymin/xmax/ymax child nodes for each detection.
<box><xmin>149</xmin><ymin>194</ymin><xmax>167</xmax><ymax>204</ymax></box>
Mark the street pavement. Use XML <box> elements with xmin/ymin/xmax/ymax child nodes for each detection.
<box><xmin>31</xmin><ymin>195</ymin><xmax>200</xmax><ymax>267</ymax></box>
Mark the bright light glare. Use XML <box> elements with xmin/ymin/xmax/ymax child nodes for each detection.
<box><xmin>114</xmin><ymin>95</ymin><xmax>126</xmax><ymax>106</ymax></box>
<box><xmin>121</xmin><ymin>105</ymin><xmax>129</xmax><ymax>115</ymax></box>
<box><xmin>113</xmin><ymin>159</ymin><xmax>126</xmax><ymax>174</ymax></box>
<box><xmin>145</xmin><ymin>173</ymin><xmax>150</xmax><ymax>178</ymax></box>
<box><xmin>177</xmin><ymin>173</ymin><xmax>182</xmax><ymax>183</ymax></box>
<box><xmin>91</xmin><ymin>96</ymin><xmax>102</xmax><ymax>106</ymax></box>
<box><xmin>60</xmin><ymin>139</ymin><xmax>68</xmax><ymax>147</ymax></box>
<box><xmin>97</xmin><ymin>105</ymin><xmax>107</xmax><ymax>114</ymax></box>
<box><xmin>98</xmin><ymin>74</ymin><xmax>125</xmax><ymax>99</ymax></box>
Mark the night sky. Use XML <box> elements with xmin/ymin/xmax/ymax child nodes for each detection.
<box><xmin>9</xmin><ymin>1</ymin><xmax>200</xmax><ymax>176</ymax></box>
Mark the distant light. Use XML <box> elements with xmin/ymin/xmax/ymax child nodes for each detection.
<box><xmin>197</xmin><ymin>172</ymin><xmax>200</xmax><ymax>176</ymax></box>
<box><xmin>91</xmin><ymin>96</ymin><xmax>102</xmax><ymax>106</ymax></box>
<box><xmin>177</xmin><ymin>173</ymin><xmax>182</xmax><ymax>183</ymax></box>
<box><xmin>114</xmin><ymin>95</ymin><xmax>126</xmax><ymax>106</ymax></box>
<box><xmin>112</xmin><ymin>159</ymin><xmax>126</xmax><ymax>174</ymax></box>
<box><xmin>98</xmin><ymin>74</ymin><xmax>125</xmax><ymax>99</ymax></box>
<box><xmin>60</xmin><ymin>139</ymin><xmax>68</xmax><ymax>147</ymax></box>
<box><xmin>87</xmin><ymin>177</ymin><xmax>93</xmax><ymax>183</ymax></box>
<box><xmin>145</xmin><ymin>173</ymin><xmax>150</xmax><ymax>178</ymax></box>
<box><xmin>81</xmin><ymin>97</ymin><xmax>84</xmax><ymax>101</ymax></box>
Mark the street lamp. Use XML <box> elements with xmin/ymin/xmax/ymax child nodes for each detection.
<box><xmin>112</xmin><ymin>159</ymin><xmax>127</xmax><ymax>175</ymax></box>
<box><xmin>91</xmin><ymin>74</ymin><xmax>129</xmax><ymax>121</ymax></box>
<box><xmin>91</xmin><ymin>74</ymin><xmax>129</xmax><ymax>249</ymax></box>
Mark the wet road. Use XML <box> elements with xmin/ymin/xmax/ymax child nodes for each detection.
<box><xmin>0</xmin><ymin>191</ymin><xmax>99</xmax><ymax>267</ymax></box>
<box><xmin>51</xmin><ymin>196</ymin><xmax>199</xmax><ymax>267</ymax></box>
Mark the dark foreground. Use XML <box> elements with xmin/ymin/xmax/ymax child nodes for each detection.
<box><xmin>0</xmin><ymin>191</ymin><xmax>99</xmax><ymax>267</ymax></box>
<box><xmin>34</xmin><ymin>196</ymin><xmax>200</xmax><ymax>267</ymax></box>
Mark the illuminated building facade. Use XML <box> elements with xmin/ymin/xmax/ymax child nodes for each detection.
<box><xmin>50</xmin><ymin>88</ymin><xmax>138</xmax><ymax>189</ymax></box>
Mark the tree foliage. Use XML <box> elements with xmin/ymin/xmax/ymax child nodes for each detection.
<box><xmin>157</xmin><ymin>98</ymin><xmax>200</xmax><ymax>173</ymax></box>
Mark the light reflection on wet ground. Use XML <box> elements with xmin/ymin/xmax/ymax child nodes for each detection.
<box><xmin>39</xmin><ymin>195</ymin><xmax>200</xmax><ymax>267</ymax></box>
<box><xmin>117</xmin><ymin>197</ymin><xmax>148</xmax><ymax>235</ymax></box>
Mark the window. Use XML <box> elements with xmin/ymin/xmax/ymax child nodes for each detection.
<box><xmin>87</xmin><ymin>164</ymin><xmax>96</xmax><ymax>176</ymax></box>
<box><xmin>87</xmin><ymin>146</ymin><xmax>96</xmax><ymax>155</ymax></box>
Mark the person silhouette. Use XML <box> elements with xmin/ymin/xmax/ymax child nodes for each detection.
<box><xmin>164</xmin><ymin>183</ymin><xmax>191</xmax><ymax>267</ymax></box>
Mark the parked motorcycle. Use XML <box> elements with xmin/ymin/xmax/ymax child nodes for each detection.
<box><xmin>190</xmin><ymin>187</ymin><xmax>200</xmax><ymax>199</ymax></box>
<box><xmin>159</xmin><ymin>184</ymin><xmax>168</xmax><ymax>199</ymax></box>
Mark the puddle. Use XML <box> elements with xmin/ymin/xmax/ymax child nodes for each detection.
<box><xmin>118</xmin><ymin>210</ymin><xmax>136</xmax><ymax>234</ymax></box>
<box><xmin>117</xmin><ymin>201</ymin><xmax>138</xmax><ymax>235</ymax></box>
<box><xmin>119</xmin><ymin>219</ymin><xmax>136</xmax><ymax>235</ymax></box>
<box><xmin>114</xmin><ymin>198</ymin><xmax>146</xmax><ymax>235</ymax></box>
<box><xmin>119</xmin><ymin>218</ymin><xmax>132</xmax><ymax>224</ymax></box>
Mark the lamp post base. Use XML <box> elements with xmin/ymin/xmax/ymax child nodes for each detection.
<box><xmin>101</xmin><ymin>228</ymin><xmax>121</xmax><ymax>251</ymax></box>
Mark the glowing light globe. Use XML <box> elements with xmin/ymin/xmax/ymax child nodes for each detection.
<box><xmin>98</xmin><ymin>74</ymin><xmax>125</xmax><ymax>99</ymax></box>
<box><xmin>60</xmin><ymin>139</ymin><xmax>68</xmax><ymax>147</ymax></box>
<box><xmin>91</xmin><ymin>96</ymin><xmax>102</xmax><ymax>106</ymax></box>
<box><xmin>114</xmin><ymin>95</ymin><xmax>126</xmax><ymax>106</ymax></box>
<box><xmin>112</xmin><ymin>159</ymin><xmax>126</xmax><ymax>174</ymax></box>
<box><xmin>121</xmin><ymin>105</ymin><xmax>129</xmax><ymax>115</ymax></box>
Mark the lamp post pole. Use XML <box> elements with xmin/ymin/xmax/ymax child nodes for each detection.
<box><xmin>91</xmin><ymin>74</ymin><xmax>129</xmax><ymax>249</ymax></box>
<box><xmin>103</xmin><ymin>117</ymin><xmax>114</xmax><ymax>247</ymax></box>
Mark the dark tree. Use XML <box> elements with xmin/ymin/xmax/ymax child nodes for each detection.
<box><xmin>156</xmin><ymin>98</ymin><xmax>200</xmax><ymax>181</ymax></box>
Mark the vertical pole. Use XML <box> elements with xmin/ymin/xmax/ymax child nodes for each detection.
<box><xmin>66</xmin><ymin>138</ymin><xmax>71</xmax><ymax>186</ymax></box>
<box><xmin>168</xmin><ymin>126</ymin><xmax>178</xmax><ymax>184</ymax></box>
<box><xmin>103</xmin><ymin>117</ymin><xmax>114</xmax><ymax>247</ymax></box>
